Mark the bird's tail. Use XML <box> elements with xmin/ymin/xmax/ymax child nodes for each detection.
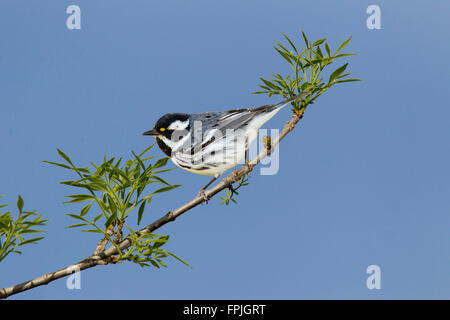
<box><xmin>273</xmin><ymin>91</ymin><xmax>312</xmax><ymax>109</ymax></box>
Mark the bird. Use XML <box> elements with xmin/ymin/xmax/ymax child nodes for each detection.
<box><xmin>143</xmin><ymin>92</ymin><xmax>310</xmax><ymax>200</ymax></box>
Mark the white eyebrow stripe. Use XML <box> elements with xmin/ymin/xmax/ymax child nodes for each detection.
<box><xmin>168</xmin><ymin>120</ymin><xmax>190</xmax><ymax>130</ymax></box>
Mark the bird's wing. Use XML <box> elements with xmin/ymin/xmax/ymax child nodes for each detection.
<box><xmin>193</xmin><ymin>105</ymin><xmax>273</xmax><ymax>133</ymax></box>
<box><xmin>192</xmin><ymin>92</ymin><xmax>310</xmax><ymax>134</ymax></box>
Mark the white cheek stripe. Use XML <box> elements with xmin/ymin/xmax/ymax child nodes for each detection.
<box><xmin>168</xmin><ymin>120</ymin><xmax>189</xmax><ymax>130</ymax></box>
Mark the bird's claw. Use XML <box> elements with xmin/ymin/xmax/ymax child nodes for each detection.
<box><xmin>197</xmin><ymin>189</ymin><xmax>210</xmax><ymax>203</ymax></box>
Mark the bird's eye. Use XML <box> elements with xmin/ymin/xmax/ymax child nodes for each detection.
<box><xmin>160</xmin><ymin>128</ymin><xmax>166</xmax><ymax>132</ymax></box>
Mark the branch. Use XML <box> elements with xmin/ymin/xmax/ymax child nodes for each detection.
<box><xmin>0</xmin><ymin>107</ymin><xmax>305</xmax><ymax>299</ymax></box>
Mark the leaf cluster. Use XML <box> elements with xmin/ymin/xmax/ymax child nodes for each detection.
<box><xmin>44</xmin><ymin>144</ymin><xmax>186</xmax><ymax>268</ymax></box>
<box><xmin>122</xmin><ymin>232</ymin><xmax>190</xmax><ymax>268</ymax></box>
<box><xmin>254</xmin><ymin>31</ymin><xmax>360</xmax><ymax>112</ymax></box>
<box><xmin>220</xmin><ymin>175</ymin><xmax>249</xmax><ymax>205</ymax></box>
<box><xmin>220</xmin><ymin>32</ymin><xmax>361</xmax><ymax>204</ymax></box>
<box><xmin>0</xmin><ymin>195</ymin><xmax>47</xmax><ymax>263</ymax></box>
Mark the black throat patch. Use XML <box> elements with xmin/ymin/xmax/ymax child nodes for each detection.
<box><xmin>156</xmin><ymin>137</ymin><xmax>172</xmax><ymax>157</ymax></box>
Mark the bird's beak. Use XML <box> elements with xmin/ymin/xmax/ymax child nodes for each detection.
<box><xmin>142</xmin><ymin>129</ymin><xmax>159</xmax><ymax>136</ymax></box>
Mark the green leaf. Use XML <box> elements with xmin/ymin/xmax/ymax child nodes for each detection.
<box><xmin>260</xmin><ymin>78</ymin><xmax>282</xmax><ymax>91</ymax></box>
<box><xmin>315</xmin><ymin>46</ymin><xmax>323</xmax><ymax>59</ymax></box>
<box><xmin>152</xmin><ymin>185</ymin><xmax>181</xmax><ymax>195</ymax></box>
<box><xmin>153</xmin><ymin>157</ymin><xmax>169</xmax><ymax>169</ymax></box>
<box><xmin>325</xmin><ymin>42</ymin><xmax>331</xmax><ymax>56</ymax></box>
<box><xmin>81</xmin><ymin>229</ymin><xmax>103</xmax><ymax>234</ymax></box>
<box><xmin>282</xmin><ymin>33</ymin><xmax>298</xmax><ymax>53</ymax></box>
<box><xmin>18</xmin><ymin>237</ymin><xmax>44</xmax><ymax>246</ymax></box>
<box><xmin>93</xmin><ymin>213</ymin><xmax>103</xmax><ymax>223</ymax></box>
<box><xmin>274</xmin><ymin>47</ymin><xmax>294</xmax><ymax>67</ymax></box>
<box><xmin>131</xmin><ymin>151</ymin><xmax>146</xmax><ymax>171</ymax></box>
<box><xmin>334</xmin><ymin>53</ymin><xmax>357</xmax><ymax>58</ymax></box>
<box><xmin>66</xmin><ymin>213</ymin><xmax>88</xmax><ymax>222</ymax></box>
<box><xmin>64</xmin><ymin>194</ymin><xmax>96</xmax><ymax>203</ymax></box>
<box><xmin>19</xmin><ymin>229</ymin><xmax>44</xmax><ymax>234</ymax></box>
<box><xmin>17</xmin><ymin>195</ymin><xmax>24</xmax><ymax>213</ymax></box>
<box><xmin>137</xmin><ymin>201</ymin><xmax>146</xmax><ymax>225</ymax></box>
<box><xmin>167</xmin><ymin>251</ymin><xmax>192</xmax><ymax>269</ymax></box>
<box><xmin>65</xmin><ymin>223</ymin><xmax>89</xmax><ymax>229</ymax></box>
<box><xmin>335</xmin><ymin>78</ymin><xmax>361</xmax><ymax>83</ymax></box>
<box><xmin>42</xmin><ymin>160</ymin><xmax>72</xmax><ymax>170</ymax></box>
<box><xmin>329</xmin><ymin>63</ymin><xmax>348</xmax><ymax>83</ymax></box>
<box><xmin>301</xmin><ymin>31</ymin><xmax>309</xmax><ymax>47</ymax></box>
<box><xmin>137</xmin><ymin>143</ymin><xmax>155</xmax><ymax>158</ymax></box>
<box><xmin>149</xmin><ymin>259</ymin><xmax>160</xmax><ymax>268</ymax></box>
<box><xmin>80</xmin><ymin>201</ymin><xmax>93</xmax><ymax>217</ymax></box>
<box><xmin>151</xmin><ymin>175</ymin><xmax>172</xmax><ymax>186</ymax></box>
<box><xmin>312</xmin><ymin>38</ymin><xmax>326</xmax><ymax>47</ymax></box>
<box><xmin>333</xmin><ymin>36</ymin><xmax>352</xmax><ymax>57</ymax></box>
<box><xmin>105</xmin><ymin>212</ymin><xmax>116</xmax><ymax>228</ymax></box>
<box><xmin>56</xmin><ymin>148</ymin><xmax>74</xmax><ymax>166</ymax></box>
<box><xmin>336</xmin><ymin>72</ymin><xmax>351</xmax><ymax>79</ymax></box>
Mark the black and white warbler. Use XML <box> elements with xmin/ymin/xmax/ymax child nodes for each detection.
<box><xmin>143</xmin><ymin>92</ymin><xmax>310</xmax><ymax>199</ymax></box>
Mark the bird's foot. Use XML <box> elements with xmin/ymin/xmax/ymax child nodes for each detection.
<box><xmin>197</xmin><ymin>189</ymin><xmax>210</xmax><ymax>203</ymax></box>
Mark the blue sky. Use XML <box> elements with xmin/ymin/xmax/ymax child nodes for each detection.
<box><xmin>0</xmin><ymin>0</ymin><xmax>449</xmax><ymax>299</ymax></box>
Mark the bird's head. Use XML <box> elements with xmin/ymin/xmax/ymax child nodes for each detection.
<box><xmin>143</xmin><ymin>113</ymin><xmax>191</xmax><ymax>139</ymax></box>
<box><xmin>143</xmin><ymin>113</ymin><xmax>191</xmax><ymax>156</ymax></box>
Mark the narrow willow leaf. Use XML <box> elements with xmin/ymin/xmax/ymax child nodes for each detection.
<box><xmin>336</xmin><ymin>72</ymin><xmax>351</xmax><ymax>79</ymax></box>
<box><xmin>137</xmin><ymin>201</ymin><xmax>146</xmax><ymax>225</ymax></box>
<box><xmin>335</xmin><ymin>78</ymin><xmax>361</xmax><ymax>83</ymax></box>
<box><xmin>151</xmin><ymin>185</ymin><xmax>181</xmax><ymax>195</ymax></box>
<box><xmin>131</xmin><ymin>151</ymin><xmax>146</xmax><ymax>171</ymax></box>
<box><xmin>66</xmin><ymin>213</ymin><xmax>88</xmax><ymax>222</ymax></box>
<box><xmin>301</xmin><ymin>31</ymin><xmax>309</xmax><ymax>47</ymax></box>
<box><xmin>93</xmin><ymin>213</ymin><xmax>103</xmax><ymax>223</ymax></box>
<box><xmin>66</xmin><ymin>223</ymin><xmax>89</xmax><ymax>229</ymax></box>
<box><xmin>151</xmin><ymin>175</ymin><xmax>173</xmax><ymax>186</ymax></box>
<box><xmin>105</xmin><ymin>212</ymin><xmax>116</xmax><ymax>228</ymax></box>
<box><xmin>260</xmin><ymin>78</ymin><xmax>282</xmax><ymax>91</ymax></box>
<box><xmin>153</xmin><ymin>238</ymin><xmax>168</xmax><ymax>249</ymax></box>
<box><xmin>155</xmin><ymin>258</ymin><xmax>167</xmax><ymax>267</ymax></box>
<box><xmin>274</xmin><ymin>47</ymin><xmax>294</xmax><ymax>67</ymax></box>
<box><xmin>329</xmin><ymin>63</ymin><xmax>348</xmax><ymax>83</ymax></box>
<box><xmin>334</xmin><ymin>53</ymin><xmax>357</xmax><ymax>58</ymax></box>
<box><xmin>167</xmin><ymin>251</ymin><xmax>192</xmax><ymax>268</ymax></box>
<box><xmin>17</xmin><ymin>195</ymin><xmax>24</xmax><ymax>213</ymax></box>
<box><xmin>42</xmin><ymin>160</ymin><xmax>72</xmax><ymax>170</ymax></box>
<box><xmin>153</xmin><ymin>157</ymin><xmax>169</xmax><ymax>169</ymax></box>
<box><xmin>80</xmin><ymin>201</ymin><xmax>93</xmax><ymax>217</ymax></box>
<box><xmin>56</xmin><ymin>148</ymin><xmax>74</xmax><ymax>166</ymax></box>
<box><xmin>81</xmin><ymin>229</ymin><xmax>103</xmax><ymax>234</ymax></box>
<box><xmin>282</xmin><ymin>33</ymin><xmax>298</xmax><ymax>53</ymax></box>
<box><xmin>137</xmin><ymin>143</ymin><xmax>155</xmax><ymax>158</ymax></box>
<box><xmin>274</xmin><ymin>41</ymin><xmax>290</xmax><ymax>54</ymax></box>
<box><xmin>149</xmin><ymin>260</ymin><xmax>160</xmax><ymax>268</ymax></box>
<box><xmin>19</xmin><ymin>229</ymin><xmax>44</xmax><ymax>234</ymax></box>
<box><xmin>64</xmin><ymin>194</ymin><xmax>95</xmax><ymax>203</ymax></box>
<box><xmin>315</xmin><ymin>46</ymin><xmax>323</xmax><ymax>59</ymax></box>
<box><xmin>18</xmin><ymin>237</ymin><xmax>44</xmax><ymax>246</ymax></box>
<box><xmin>312</xmin><ymin>38</ymin><xmax>326</xmax><ymax>47</ymax></box>
<box><xmin>333</xmin><ymin>36</ymin><xmax>352</xmax><ymax>57</ymax></box>
<box><xmin>325</xmin><ymin>42</ymin><xmax>331</xmax><ymax>56</ymax></box>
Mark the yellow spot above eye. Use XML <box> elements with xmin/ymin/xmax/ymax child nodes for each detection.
<box><xmin>160</xmin><ymin>128</ymin><xmax>166</xmax><ymax>132</ymax></box>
